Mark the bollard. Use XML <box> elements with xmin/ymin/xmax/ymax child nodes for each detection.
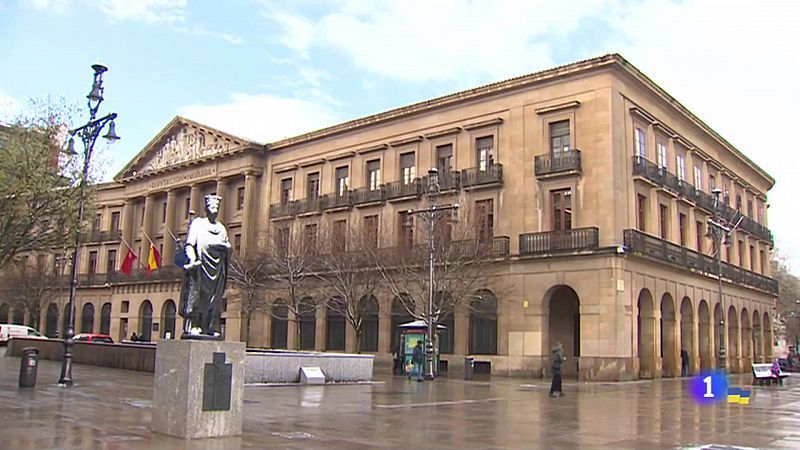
<box><xmin>19</xmin><ymin>347</ymin><xmax>39</xmax><ymax>388</ymax></box>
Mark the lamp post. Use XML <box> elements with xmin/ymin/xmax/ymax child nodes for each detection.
<box><xmin>58</xmin><ymin>64</ymin><xmax>120</xmax><ymax>386</ymax></box>
<box><xmin>707</xmin><ymin>187</ymin><xmax>730</xmax><ymax>371</ymax></box>
<box><xmin>405</xmin><ymin>168</ymin><xmax>459</xmax><ymax>380</ymax></box>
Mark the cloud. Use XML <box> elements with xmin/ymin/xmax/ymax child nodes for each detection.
<box><xmin>0</xmin><ymin>91</ymin><xmax>21</xmax><ymax>122</ymax></box>
<box><xmin>95</xmin><ymin>0</ymin><xmax>187</xmax><ymax>24</ymax></box>
<box><xmin>176</xmin><ymin>93</ymin><xmax>343</xmax><ymax>144</ymax></box>
<box><xmin>23</xmin><ymin>0</ymin><xmax>70</xmax><ymax>13</ymax></box>
<box><xmin>175</xmin><ymin>24</ymin><xmax>244</xmax><ymax>45</ymax></box>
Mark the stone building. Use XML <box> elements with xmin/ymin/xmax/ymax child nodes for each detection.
<box><xmin>0</xmin><ymin>54</ymin><xmax>777</xmax><ymax>380</ymax></box>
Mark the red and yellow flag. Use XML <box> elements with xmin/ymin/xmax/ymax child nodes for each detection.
<box><xmin>120</xmin><ymin>248</ymin><xmax>137</xmax><ymax>276</ymax></box>
<box><xmin>147</xmin><ymin>243</ymin><xmax>161</xmax><ymax>274</ymax></box>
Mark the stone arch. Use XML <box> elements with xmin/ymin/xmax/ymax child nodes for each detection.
<box><xmin>100</xmin><ymin>302</ymin><xmax>112</xmax><ymax>335</ymax></box>
<box><xmin>80</xmin><ymin>303</ymin><xmax>95</xmax><ymax>333</ymax></box>
<box><xmin>763</xmin><ymin>312</ymin><xmax>772</xmax><ymax>360</ymax></box>
<box><xmin>45</xmin><ymin>303</ymin><xmax>59</xmax><ymax>337</ymax></box>
<box><xmin>436</xmin><ymin>291</ymin><xmax>455</xmax><ymax>355</ymax></box>
<box><xmin>298</xmin><ymin>297</ymin><xmax>316</xmax><ymax>350</ymax></box>
<box><xmin>740</xmin><ymin>307</ymin><xmax>752</xmax><ymax>367</ymax></box>
<box><xmin>469</xmin><ymin>289</ymin><xmax>497</xmax><ymax>355</ymax></box>
<box><xmin>727</xmin><ymin>305</ymin><xmax>739</xmax><ymax>372</ymax></box>
<box><xmin>360</xmin><ymin>295</ymin><xmax>379</xmax><ymax>352</ymax></box>
<box><xmin>390</xmin><ymin>295</ymin><xmax>414</xmax><ymax>353</ymax></box>
<box><xmin>660</xmin><ymin>293</ymin><xmax>677</xmax><ymax>377</ymax></box>
<box><xmin>160</xmin><ymin>300</ymin><xmax>176</xmax><ymax>339</ymax></box>
<box><xmin>545</xmin><ymin>285</ymin><xmax>580</xmax><ymax>377</ymax></box>
<box><xmin>0</xmin><ymin>303</ymin><xmax>9</xmax><ymax>323</ymax></box>
<box><xmin>698</xmin><ymin>300</ymin><xmax>711</xmax><ymax>370</ymax></box>
<box><xmin>637</xmin><ymin>288</ymin><xmax>656</xmax><ymax>378</ymax></box>
<box><xmin>270</xmin><ymin>299</ymin><xmax>288</xmax><ymax>349</ymax></box>
<box><xmin>325</xmin><ymin>298</ymin><xmax>345</xmax><ymax>351</ymax></box>
<box><xmin>12</xmin><ymin>303</ymin><xmax>25</xmax><ymax>325</ymax></box>
<box><xmin>680</xmin><ymin>297</ymin><xmax>694</xmax><ymax>376</ymax></box>
<box><xmin>139</xmin><ymin>300</ymin><xmax>153</xmax><ymax>341</ymax></box>
<box><xmin>752</xmin><ymin>311</ymin><xmax>762</xmax><ymax>362</ymax></box>
<box><xmin>62</xmin><ymin>304</ymin><xmax>72</xmax><ymax>337</ymax></box>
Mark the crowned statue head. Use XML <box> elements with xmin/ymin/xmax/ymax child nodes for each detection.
<box><xmin>205</xmin><ymin>194</ymin><xmax>222</xmax><ymax>220</ymax></box>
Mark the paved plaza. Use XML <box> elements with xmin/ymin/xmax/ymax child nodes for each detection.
<box><xmin>2</xmin><ymin>352</ymin><xmax>800</xmax><ymax>449</ymax></box>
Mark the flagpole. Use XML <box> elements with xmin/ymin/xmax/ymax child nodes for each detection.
<box><xmin>120</xmin><ymin>237</ymin><xmax>148</xmax><ymax>271</ymax></box>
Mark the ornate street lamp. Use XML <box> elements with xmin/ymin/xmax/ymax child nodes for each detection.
<box><xmin>708</xmin><ymin>187</ymin><xmax>730</xmax><ymax>371</ymax></box>
<box><xmin>58</xmin><ymin>64</ymin><xmax>120</xmax><ymax>386</ymax></box>
<box><xmin>405</xmin><ymin>168</ymin><xmax>459</xmax><ymax>380</ymax></box>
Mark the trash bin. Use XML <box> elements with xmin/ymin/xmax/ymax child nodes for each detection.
<box><xmin>464</xmin><ymin>357</ymin><xmax>474</xmax><ymax>381</ymax></box>
<box><xmin>19</xmin><ymin>347</ymin><xmax>39</xmax><ymax>388</ymax></box>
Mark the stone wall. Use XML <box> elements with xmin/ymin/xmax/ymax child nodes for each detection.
<box><xmin>245</xmin><ymin>350</ymin><xmax>373</xmax><ymax>383</ymax></box>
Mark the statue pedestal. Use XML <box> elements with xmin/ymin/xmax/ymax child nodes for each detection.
<box><xmin>151</xmin><ymin>340</ymin><xmax>245</xmax><ymax>439</ymax></box>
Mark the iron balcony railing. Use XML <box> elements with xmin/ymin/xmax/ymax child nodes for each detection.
<box><xmin>422</xmin><ymin>169</ymin><xmax>461</xmax><ymax>192</ymax></box>
<box><xmin>321</xmin><ymin>191</ymin><xmax>352</xmax><ymax>210</ymax></box>
<box><xmin>385</xmin><ymin>178</ymin><xmax>421</xmax><ymax>200</ymax></box>
<box><xmin>461</xmin><ymin>164</ymin><xmax>503</xmax><ymax>188</ymax></box>
<box><xmin>623</xmin><ymin>228</ymin><xmax>778</xmax><ymax>295</ymax></box>
<box><xmin>519</xmin><ymin>227</ymin><xmax>599</xmax><ymax>255</ymax></box>
<box><xmin>351</xmin><ymin>186</ymin><xmax>385</xmax><ymax>205</ymax></box>
<box><xmin>294</xmin><ymin>196</ymin><xmax>327</xmax><ymax>215</ymax></box>
<box><xmin>82</xmin><ymin>229</ymin><xmax>123</xmax><ymax>243</ymax></box>
<box><xmin>269</xmin><ymin>201</ymin><xmax>295</xmax><ymax>218</ymax></box>
<box><xmin>534</xmin><ymin>149</ymin><xmax>582</xmax><ymax>177</ymax></box>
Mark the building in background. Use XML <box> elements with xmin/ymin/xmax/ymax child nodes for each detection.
<box><xmin>0</xmin><ymin>54</ymin><xmax>778</xmax><ymax>380</ymax></box>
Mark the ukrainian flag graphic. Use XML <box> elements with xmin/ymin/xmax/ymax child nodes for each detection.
<box><xmin>727</xmin><ymin>388</ymin><xmax>741</xmax><ymax>403</ymax></box>
<box><xmin>738</xmin><ymin>390</ymin><xmax>751</xmax><ymax>405</ymax></box>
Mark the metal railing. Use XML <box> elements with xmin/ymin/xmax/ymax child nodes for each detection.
<box><xmin>321</xmin><ymin>191</ymin><xmax>352</xmax><ymax>210</ymax></box>
<box><xmin>82</xmin><ymin>229</ymin><xmax>122</xmax><ymax>243</ymax></box>
<box><xmin>519</xmin><ymin>227</ymin><xmax>599</xmax><ymax>255</ymax></box>
<box><xmin>385</xmin><ymin>178</ymin><xmax>421</xmax><ymax>200</ymax></box>
<box><xmin>294</xmin><ymin>196</ymin><xmax>327</xmax><ymax>215</ymax></box>
<box><xmin>534</xmin><ymin>149</ymin><xmax>582</xmax><ymax>177</ymax></box>
<box><xmin>269</xmin><ymin>201</ymin><xmax>295</xmax><ymax>218</ymax></box>
<box><xmin>461</xmin><ymin>164</ymin><xmax>503</xmax><ymax>188</ymax></box>
<box><xmin>623</xmin><ymin>229</ymin><xmax>778</xmax><ymax>295</ymax></box>
<box><xmin>352</xmin><ymin>186</ymin><xmax>385</xmax><ymax>205</ymax></box>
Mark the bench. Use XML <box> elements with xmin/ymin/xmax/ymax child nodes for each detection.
<box><xmin>752</xmin><ymin>363</ymin><xmax>789</xmax><ymax>386</ymax></box>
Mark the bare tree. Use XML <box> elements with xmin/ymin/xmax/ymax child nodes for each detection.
<box><xmin>263</xmin><ymin>223</ymin><xmax>321</xmax><ymax>350</ymax></box>
<box><xmin>0</xmin><ymin>254</ymin><xmax>60</xmax><ymax>330</ymax></box>
<box><xmin>227</xmin><ymin>244</ymin><xmax>270</xmax><ymax>346</ymax></box>
<box><xmin>369</xmin><ymin>201</ymin><xmax>507</xmax><ymax>348</ymax></box>
<box><xmin>314</xmin><ymin>218</ymin><xmax>382</xmax><ymax>353</ymax></box>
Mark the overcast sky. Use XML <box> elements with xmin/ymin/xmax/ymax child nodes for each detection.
<box><xmin>1</xmin><ymin>0</ymin><xmax>798</xmax><ymax>273</ymax></box>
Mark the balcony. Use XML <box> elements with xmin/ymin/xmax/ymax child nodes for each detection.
<box><xmin>352</xmin><ymin>186</ymin><xmax>385</xmax><ymax>206</ymax></box>
<box><xmin>321</xmin><ymin>191</ymin><xmax>352</xmax><ymax>210</ymax></box>
<box><xmin>461</xmin><ymin>164</ymin><xmax>503</xmax><ymax>189</ymax></box>
<box><xmin>270</xmin><ymin>201</ymin><xmax>295</xmax><ymax>219</ymax></box>
<box><xmin>739</xmin><ymin>215</ymin><xmax>773</xmax><ymax>243</ymax></box>
<box><xmin>534</xmin><ymin>149</ymin><xmax>582</xmax><ymax>178</ymax></box>
<box><xmin>104</xmin><ymin>266</ymin><xmax>183</xmax><ymax>284</ymax></box>
<box><xmin>82</xmin><ymin>229</ymin><xmax>122</xmax><ymax>243</ymax></box>
<box><xmin>623</xmin><ymin>229</ymin><xmax>778</xmax><ymax>295</ymax></box>
<box><xmin>421</xmin><ymin>169</ymin><xmax>461</xmax><ymax>192</ymax></box>
<box><xmin>385</xmin><ymin>179</ymin><xmax>421</xmax><ymax>201</ymax></box>
<box><xmin>519</xmin><ymin>227</ymin><xmax>599</xmax><ymax>255</ymax></box>
<box><xmin>294</xmin><ymin>196</ymin><xmax>327</xmax><ymax>216</ymax></box>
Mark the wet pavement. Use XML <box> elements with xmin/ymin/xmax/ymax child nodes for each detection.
<box><xmin>2</xmin><ymin>353</ymin><xmax>800</xmax><ymax>449</ymax></box>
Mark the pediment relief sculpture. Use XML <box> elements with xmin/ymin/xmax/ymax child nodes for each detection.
<box><xmin>141</xmin><ymin>127</ymin><xmax>232</xmax><ymax>173</ymax></box>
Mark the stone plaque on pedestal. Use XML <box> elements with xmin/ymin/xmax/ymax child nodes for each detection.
<box><xmin>152</xmin><ymin>340</ymin><xmax>245</xmax><ymax>439</ymax></box>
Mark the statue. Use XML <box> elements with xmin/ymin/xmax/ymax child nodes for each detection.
<box><xmin>179</xmin><ymin>194</ymin><xmax>231</xmax><ymax>339</ymax></box>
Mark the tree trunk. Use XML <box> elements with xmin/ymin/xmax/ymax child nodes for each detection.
<box><xmin>354</xmin><ymin>328</ymin><xmax>362</xmax><ymax>354</ymax></box>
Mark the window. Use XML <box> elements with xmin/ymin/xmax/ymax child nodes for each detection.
<box><xmin>184</xmin><ymin>197</ymin><xmax>191</xmax><ymax>219</ymax></box>
<box><xmin>549</xmin><ymin>120</ymin><xmax>570</xmax><ymax>153</ymax></box>
<box><xmin>276</xmin><ymin>226</ymin><xmax>290</xmax><ymax>256</ymax></box>
<box><xmin>110</xmin><ymin>211</ymin><xmax>120</xmax><ymax>231</ymax></box>
<box><xmin>735</xmin><ymin>194</ymin><xmax>742</xmax><ymax>212</ymax></box>
<box><xmin>637</xmin><ymin>194</ymin><xmax>647</xmax><ymax>232</ymax></box>
<box><xmin>678</xmin><ymin>213</ymin><xmax>687</xmax><ymax>246</ymax></box>
<box><xmin>747</xmin><ymin>200</ymin><xmax>753</xmax><ymax>218</ymax></box>
<box><xmin>694</xmin><ymin>166</ymin><xmax>702</xmax><ymax>191</ymax></box>
<box><xmin>367</xmin><ymin>159</ymin><xmax>381</xmax><ymax>191</ymax></box>
<box><xmin>551</xmin><ymin>190</ymin><xmax>572</xmax><ymax>231</ymax></box>
<box><xmin>161</xmin><ymin>201</ymin><xmax>167</xmax><ymax>223</ymax></box>
<box><xmin>400</xmin><ymin>152</ymin><xmax>416</xmax><ymax>185</ymax></box>
<box><xmin>107</xmin><ymin>250</ymin><xmax>117</xmax><ymax>273</ymax></box>
<box><xmin>93</xmin><ymin>214</ymin><xmax>101</xmax><ymax>232</ymax></box>
<box><xmin>476</xmin><ymin>199</ymin><xmax>494</xmax><ymax>242</ymax></box>
<box><xmin>758</xmin><ymin>203</ymin><xmax>765</xmax><ymax>224</ymax></box>
<box><xmin>696</xmin><ymin>221</ymin><xmax>704</xmax><ymax>252</ymax></box>
<box><xmin>659</xmin><ymin>204</ymin><xmax>668</xmax><ymax>239</ymax></box>
<box><xmin>280</xmin><ymin>178</ymin><xmax>293</xmax><ymax>205</ymax></box>
<box><xmin>676</xmin><ymin>154</ymin><xmax>686</xmax><ymax>182</ymax></box>
<box><xmin>140</xmin><ymin>205</ymin><xmax>145</xmax><ymax>226</ymax></box>
<box><xmin>335</xmin><ymin>166</ymin><xmax>349</xmax><ymax>196</ymax></box>
<box><xmin>398</xmin><ymin>211</ymin><xmax>414</xmax><ymax>248</ymax></box>
<box><xmin>333</xmin><ymin>219</ymin><xmax>347</xmax><ymax>253</ymax></box>
<box><xmin>307</xmin><ymin>172</ymin><xmax>320</xmax><ymax>199</ymax></box>
<box><xmin>304</xmin><ymin>223</ymin><xmax>318</xmax><ymax>254</ymax></box>
<box><xmin>749</xmin><ymin>245</ymin><xmax>755</xmax><ymax>271</ymax></box>
<box><xmin>364</xmin><ymin>215</ymin><xmax>379</xmax><ymax>248</ymax></box>
<box><xmin>121</xmin><ymin>301</ymin><xmax>130</xmax><ymax>314</ymax></box>
<box><xmin>738</xmin><ymin>240</ymin><xmax>744</xmax><ymax>267</ymax></box>
<box><xmin>634</xmin><ymin>127</ymin><xmax>646</xmax><ymax>159</ymax></box>
<box><xmin>237</xmin><ymin>187</ymin><xmax>245</xmax><ymax>210</ymax></box>
<box><xmin>434</xmin><ymin>215</ymin><xmax>452</xmax><ymax>243</ymax></box>
<box><xmin>476</xmin><ymin>136</ymin><xmax>494</xmax><ymax>170</ymax></box>
<box><xmin>760</xmin><ymin>250</ymin><xmax>766</xmax><ymax>274</ymax></box>
<box><xmin>657</xmin><ymin>142</ymin><xmax>667</xmax><ymax>170</ymax></box>
<box><xmin>709</xmin><ymin>175</ymin><xmax>716</xmax><ymax>191</ymax></box>
<box><xmin>234</xmin><ymin>233</ymin><xmax>241</xmax><ymax>256</ymax></box>
<box><xmin>36</xmin><ymin>254</ymin><xmax>45</xmax><ymax>269</ymax></box>
<box><xmin>436</xmin><ymin>144</ymin><xmax>453</xmax><ymax>172</ymax></box>
<box><xmin>88</xmin><ymin>251</ymin><xmax>98</xmax><ymax>274</ymax></box>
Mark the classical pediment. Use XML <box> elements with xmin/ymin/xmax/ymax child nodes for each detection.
<box><xmin>116</xmin><ymin>116</ymin><xmax>261</xmax><ymax>180</ymax></box>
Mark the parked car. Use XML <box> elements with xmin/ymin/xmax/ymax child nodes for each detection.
<box><xmin>0</xmin><ymin>324</ymin><xmax>48</xmax><ymax>346</ymax></box>
<box><xmin>73</xmin><ymin>333</ymin><xmax>114</xmax><ymax>344</ymax></box>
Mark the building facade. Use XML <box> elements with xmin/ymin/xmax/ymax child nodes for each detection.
<box><xmin>0</xmin><ymin>54</ymin><xmax>777</xmax><ymax>381</ymax></box>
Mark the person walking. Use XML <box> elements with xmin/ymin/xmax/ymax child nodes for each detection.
<box><xmin>409</xmin><ymin>340</ymin><xmax>424</xmax><ymax>382</ymax></box>
<box><xmin>681</xmin><ymin>348</ymin><xmax>690</xmax><ymax>377</ymax></box>
<box><xmin>549</xmin><ymin>342</ymin><xmax>566</xmax><ymax>397</ymax></box>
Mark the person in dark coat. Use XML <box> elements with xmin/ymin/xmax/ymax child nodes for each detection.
<box><xmin>409</xmin><ymin>341</ymin><xmax>424</xmax><ymax>382</ymax></box>
<box><xmin>549</xmin><ymin>342</ymin><xmax>566</xmax><ymax>397</ymax></box>
<box><xmin>681</xmin><ymin>348</ymin><xmax>690</xmax><ymax>377</ymax></box>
